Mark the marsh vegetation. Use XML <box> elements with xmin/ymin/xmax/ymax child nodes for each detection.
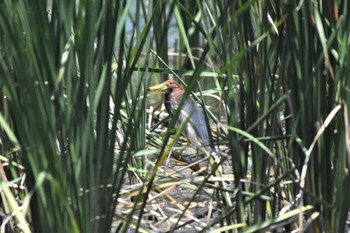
<box><xmin>0</xmin><ymin>0</ymin><xmax>349</xmax><ymax>232</ymax></box>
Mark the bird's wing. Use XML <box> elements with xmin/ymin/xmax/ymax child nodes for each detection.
<box><xmin>179</xmin><ymin>98</ymin><xmax>210</xmax><ymax>147</ymax></box>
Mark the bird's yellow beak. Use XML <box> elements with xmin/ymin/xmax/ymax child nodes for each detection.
<box><xmin>147</xmin><ymin>82</ymin><xmax>168</xmax><ymax>92</ymax></box>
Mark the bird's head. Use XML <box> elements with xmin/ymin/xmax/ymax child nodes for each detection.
<box><xmin>147</xmin><ymin>80</ymin><xmax>184</xmax><ymax>94</ymax></box>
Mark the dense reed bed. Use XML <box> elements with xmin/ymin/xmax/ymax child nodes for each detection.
<box><xmin>0</xmin><ymin>1</ymin><xmax>349</xmax><ymax>232</ymax></box>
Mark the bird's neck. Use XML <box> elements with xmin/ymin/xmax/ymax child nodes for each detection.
<box><xmin>164</xmin><ymin>92</ymin><xmax>172</xmax><ymax>115</ymax></box>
